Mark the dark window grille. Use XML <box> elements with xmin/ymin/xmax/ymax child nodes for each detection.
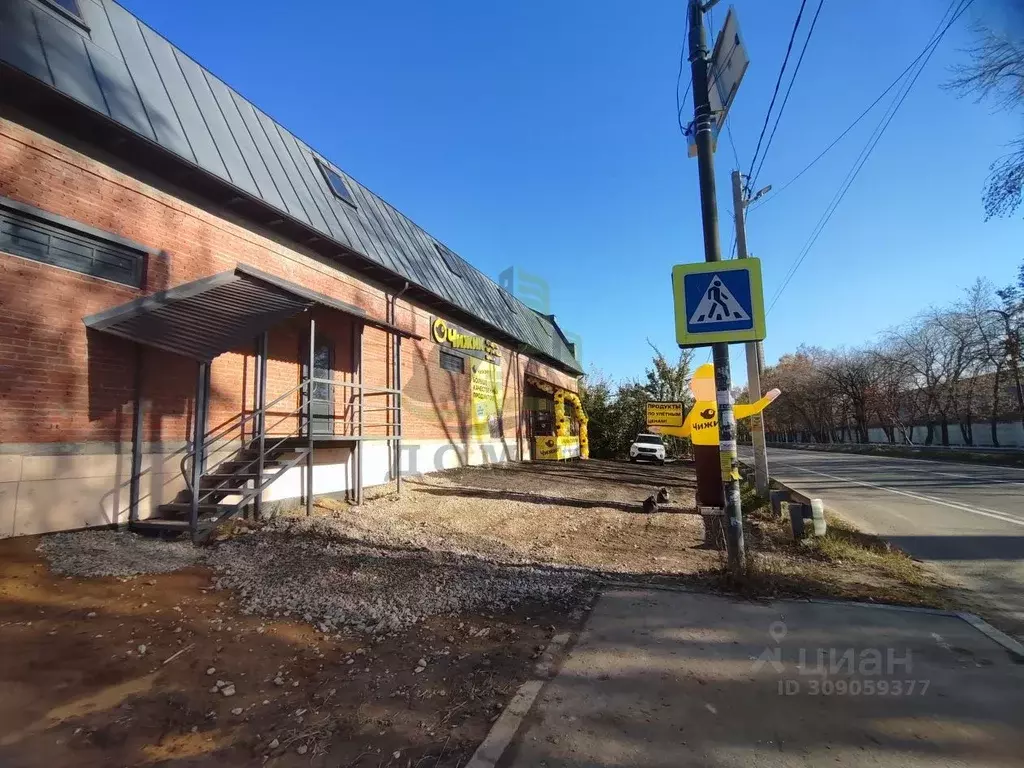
<box><xmin>439</xmin><ymin>349</ymin><xmax>465</xmax><ymax>374</ymax></box>
<box><xmin>0</xmin><ymin>208</ymin><xmax>144</xmax><ymax>288</ymax></box>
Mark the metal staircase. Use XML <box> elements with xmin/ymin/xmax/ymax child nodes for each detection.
<box><xmin>132</xmin><ymin>378</ymin><xmax>315</xmax><ymax>541</ymax></box>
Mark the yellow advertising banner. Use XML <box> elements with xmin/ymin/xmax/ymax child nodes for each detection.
<box><xmin>534</xmin><ymin>436</ymin><xmax>581</xmax><ymax>461</ymax></box>
<box><xmin>470</xmin><ymin>359</ymin><xmax>503</xmax><ymax>439</ymax></box>
<box><xmin>646</xmin><ymin>401</ymin><xmax>684</xmax><ymax>428</ymax></box>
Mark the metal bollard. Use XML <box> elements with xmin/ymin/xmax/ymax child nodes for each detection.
<box><xmin>810</xmin><ymin>498</ymin><xmax>827</xmax><ymax>537</ymax></box>
<box><xmin>789</xmin><ymin>502</ymin><xmax>806</xmax><ymax>540</ymax></box>
<box><xmin>770</xmin><ymin>490</ymin><xmax>788</xmax><ymax>519</ymax></box>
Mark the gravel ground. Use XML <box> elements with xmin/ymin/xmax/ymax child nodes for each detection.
<box><xmin>210</xmin><ymin>519</ymin><xmax>592</xmax><ymax>633</ymax></box>
<box><xmin>315</xmin><ymin>459</ymin><xmax>712</xmax><ymax>576</ymax></box>
<box><xmin>35</xmin><ymin>459</ymin><xmax>702</xmax><ymax>635</ymax></box>
<box><xmin>37</xmin><ymin>530</ymin><xmax>206</xmax><ymax>577</ymax></box>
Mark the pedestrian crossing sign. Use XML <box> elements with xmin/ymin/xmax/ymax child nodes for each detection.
<box><xmin>672</xmin><ymin>259</ymin><xmax>766</xmax><ymax>347</ymax></box>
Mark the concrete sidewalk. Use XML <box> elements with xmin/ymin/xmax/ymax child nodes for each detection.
<box><xmin>503</xmin><ymin>590</ymin><xmax>1024</xmax><ymax>768</ymax></box>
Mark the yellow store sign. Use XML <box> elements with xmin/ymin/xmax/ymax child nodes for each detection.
<box><xmin>534</xmin><ymin>436</ymin><xmax>580</xmax><ymax>461</ymax></box>
<box><xmin>432</xmin><ymin>317</ymin><xmax>500</xmax><ymax>363</ymax></box>
<box><xmin>470</xmin><ymin>359</ymin><xmax>503</xmax><ymax>439</ymax></box>
<box><xmin>646</xmin><ymin>401</ymin><xmax>684</xmax><ymax>428</ymax></box>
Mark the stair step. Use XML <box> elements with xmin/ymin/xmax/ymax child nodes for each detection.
<box><xmin>217</xmin><ymin>460</ymin><xmax>285</xmax><ymax>471</ymax></box>
<box><xmin>238</xmin><ymin>447</ymin><xmax>287</xmax><ymax>458</ymax></box>
<box><xmin>131</xmin><ymin>519</ymin><xmax>192</xmax><ymax>533</ymax></box>
<box><xmin>204</xmin><ymin>473</ymin><xmax>260</xmax><ymax>480</ymax></box>
<box><xmin>159</xmin><ymin>502</ymin><xmax>237</xmax><ymax>518</ymax></box>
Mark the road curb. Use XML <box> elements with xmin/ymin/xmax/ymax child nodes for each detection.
<box><xmin>956</xmin><ymin>612</ymin><xmax>1024</xmax><ymax>660</ymax></box>
<box><xmin>736</xmin><ymin>458</ymin><xmax>1024</xmax><ymax>658</ymax></box>
<box><xmin>464</xmin><ymin>585</ymin><xmax>1023</xmax><ymax>768</ymax></box>
<box><xmin>463</xmin><ymin>630</ymin><xmax>574</xmax><ymax>768</ymax></box>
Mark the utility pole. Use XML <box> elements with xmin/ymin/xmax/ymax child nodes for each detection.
<box><xmin>731</xmin><ymin>170</ymin><xmax>770</xmax><ymax>496</ymax></box>
<box><xmin>688</xmin><ymin>0</ymin><xmax>744</xmax><ymax>573</ymax></box>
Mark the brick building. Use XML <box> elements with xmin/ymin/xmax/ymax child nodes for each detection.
<box><xmin>0</xmin><ymin>0</ymin><xmax>584</xmax><ymax>538</ymax></box>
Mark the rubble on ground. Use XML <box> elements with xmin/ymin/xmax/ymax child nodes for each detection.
<box><xmin>37</xmin><ymin>530</ymin><xmax>206</xmax><ymax>577</ymax></box>
<box><xmin>208</xmin><ymin>524</ymin><xmax>591</xmax><ymax>634</ymax></box>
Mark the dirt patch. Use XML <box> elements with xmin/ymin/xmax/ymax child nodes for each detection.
<box><xmin>3</xmin><ymin>457</ymin><xmax>958</xmax><ymax>767</ymax></box>
<box><xmin>319</xmin><ymin>459</ymin><xmax>717</xmax><ymax>576</ymax></box>
<box><xmin>0</xmin><ymin>534</ymin><xmax>589</xmax><ymax>767</ymax></box>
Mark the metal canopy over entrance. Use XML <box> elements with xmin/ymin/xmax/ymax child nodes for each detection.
<box><xmin>83</xmin><ymin>264</ymin><xmax>418</xmax><ymax>541</ymax></box>
<box><xmin>83</xmin><ymin>263</ymin><xmax>419</xmax><ymax>360</ymax></box>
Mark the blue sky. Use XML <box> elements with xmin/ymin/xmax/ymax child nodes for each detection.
<box><xmin>121</xmin><ymin>0</ymin><xmax>1024</xmax><ymax>385</ymax></box>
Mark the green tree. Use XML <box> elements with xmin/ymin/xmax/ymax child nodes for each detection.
<box><xmin>581</xmin><ymin>346</ymin><xmax>694</xmax><ymax>459</ymax></box>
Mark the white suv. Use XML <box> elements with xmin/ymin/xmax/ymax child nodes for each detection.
<box><xmin>629</xmin><ymin>433</ymin><xmax>666</xmax><ymax>464</ymax></box>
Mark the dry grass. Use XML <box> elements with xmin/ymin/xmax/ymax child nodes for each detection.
<box><xmin>717</xmin><ymin>485</ymin><xmax>952</xmax><ymax>609</ymax></box>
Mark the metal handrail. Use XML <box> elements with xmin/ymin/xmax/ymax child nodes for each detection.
<box><xmin>181</xmin><ymin>378</ymin><xmax>310</xmax><ymax>493</ymax></box>
<box><xmin>308</xmin><ymin>376</ymin><xmax>400</xmax><ymax>395</ymax></box>
<box><xmin>201</xmin><ymin>379</ymin><xmax>309</xmax><ymax>455</ymax></box>
<box><xmin>194</xmin><ymin>426</ymin><xmax>302</xmax><ymax>503</ymax></box>
<box><xmin>180</xmin><ymin>374</ymin><xmax>406</xmax><ymax>498</ymax></box>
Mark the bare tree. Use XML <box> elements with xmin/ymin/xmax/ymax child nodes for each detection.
<box><xmin>948</xmin><ymin>24</ymin><xmax>1024</xmax><ymax>218</ymax></box>
<box><xmin>764</xmin><ymin>262</ymin><xmax>1023</xmax><ymax>447</ymax></box>
<box><xmin>995</xmin><ymin>262</ymin><xmax>1024</xmax><ymax>426</ymax></box>
<box><xmin>870</xmin><ymin>343</ymin><xmax>922</xmax><ymax>444</ymax></box>
<box><xmin>820</xmin><ymin>348</ymin><xmax>880</xmax><ymax>443</ymax></box>
<box><xmin>961</xmin><ymin>279</ymin><xmax>1009</xmax><ymax>443</ymax></box>
<box><xmin>761</xmin><ymin>347</ymin><xmax>841</xmax><ymax>443</ymax></box>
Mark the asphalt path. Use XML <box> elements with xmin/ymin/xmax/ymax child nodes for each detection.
<box><xmin>739</xmin><ymin>446</ymin><xmax>1024</xmax><ymax>640</ymax></box>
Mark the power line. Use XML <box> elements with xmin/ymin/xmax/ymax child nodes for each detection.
<box><xmin>750</xmin><ymin>0</ymin><xmax>976</xmax><ymax>212</ymax></box>
<box><xmin>765</xmin><ymin>0</ymin><xmax>974</xmax><ymax>314</ymax></box>
<box><xmin>675</xmin><ymin>21</ymin><xmax>691</xmax><ymax>137</ymax></box>
<box><xmin>768</xmin><ymin>0</ymin><xmax>969</xmax><ymax>312</ymax></box>
<box><xmin>749</xmin><ymin>0</ymin><xmax>826</xmax><ymax>190</ymax></box>
<box><xmin>746</xmin><ymin>0</ymin><xmax>809</xmax><ymax>192</ymax></box>
<box><xmin>724</xmin><ymin>119</ymin><xmax>742</xmax><ymax>171</ymax></box>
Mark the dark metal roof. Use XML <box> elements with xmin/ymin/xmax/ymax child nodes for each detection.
<box><xmin>0</xmin><ymin>0</ymin><xmax>582</xmax><ymax>375</ymax></box>
<box><xmin>83</xmin><ymin>264</ymin><xmax>419</xmax><ymax>361</ymax></box>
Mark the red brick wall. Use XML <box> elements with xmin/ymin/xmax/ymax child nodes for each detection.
<box><xmin>0</xmin><ymin>116</ymin><xmax>578</xmax><ymax>449</ymax></box>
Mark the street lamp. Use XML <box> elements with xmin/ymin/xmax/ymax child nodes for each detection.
<box><xmin>745</xmin><ymin>184</ymin><xmax>771</xmax><ymax>207</ymax></box>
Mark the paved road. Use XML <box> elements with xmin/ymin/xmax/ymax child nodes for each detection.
<box><xmin>506</xmin><ymin>590</ymin><xmax>1024</xmax><ymax>768</ymax></box>
<box><xmin>741</xmin><ymin>446</ymin><xmax>1024</xmax><ymax>639</ymax></box>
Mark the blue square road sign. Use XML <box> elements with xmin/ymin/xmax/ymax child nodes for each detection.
<box><xmin>671</xmin><ymin>259</ymin><xmax>766</xmax><ymax>347</ymax></box>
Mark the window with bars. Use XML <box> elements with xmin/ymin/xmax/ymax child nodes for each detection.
<box><xmin>439</xmin><ymin>349</ymin><xmax>465</xmax><ymax>374</ymax></box>
<box><xmin>0</xmin><ymin>206</ymin><xmax>144</xmax><ymax>287</ymax></box>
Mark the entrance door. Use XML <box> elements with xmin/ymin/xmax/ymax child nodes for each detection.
<box><xmin>302</xmin><ymin>335</ymin><xmax>334</xmax><ymax>435</ymax></box>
